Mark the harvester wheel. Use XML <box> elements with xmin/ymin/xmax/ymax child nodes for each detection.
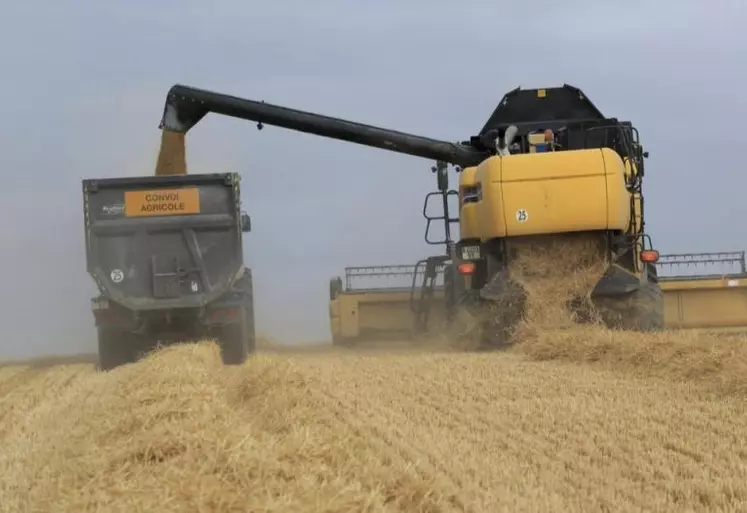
<box><xmin>473</xmin><ymin>270</ymin><xmax>527</xmax><ymax>350</ymax></box>
<box><xmin>217</xmin><ymin>309</ymin><xmax>250</xmax><ymax>365</ymax></box>
<box><xmin>97</xmin><ymin>327</ymin><xmax>136</xmax><ymax>371</ymax></box>
<box><xmin>447</xmin><ymin>285</ymin><xmax>522</xmax><ymax>351</ymax></box>
<box><xmin>591</xmin><ymin>280</ymin><xmax>665</xmax><ymax>332</ymax></box>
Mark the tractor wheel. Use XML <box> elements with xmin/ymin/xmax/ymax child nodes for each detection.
<box><xmin>97</xmin><ymin>327</ymin><xmax>136</xmax><ymax>371</ymax></box>
<box><xmin>243</xmin><ymin>270</ymin><xmax>257</xmax><ymax>354</ymax></box>
<box><xmin>217</xmin><ymin>309</ymin><xmax>250</xmax><ymax>365</ymax></box>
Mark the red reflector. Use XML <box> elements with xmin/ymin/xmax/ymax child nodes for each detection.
<box><xmin>458</xmin><ymin>263</ymin><xmax>475</xmax><ymax>275</ymax></box>
<box><xmin>640</xmin><ymin>249</ymin><xmax>660</xmax><ymax>263</ymax></box>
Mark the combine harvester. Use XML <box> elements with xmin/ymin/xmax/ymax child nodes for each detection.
<box><xmin>148</xmin><ymin>82</ymin><xmax>666</xmax><ymax>349</ymax></box>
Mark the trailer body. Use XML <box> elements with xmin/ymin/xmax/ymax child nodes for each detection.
<box><xmin>82</xmin><ymin>172</ymin><xmax>255</xmax><ymax>369</ymax></box>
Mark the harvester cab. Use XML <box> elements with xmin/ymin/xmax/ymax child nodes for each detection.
<box><xmin>156</xmin><ymin>82</ymin><xmax>664</xmax><ymax>349</ymax></box>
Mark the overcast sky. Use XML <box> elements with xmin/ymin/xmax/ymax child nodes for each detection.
<box><xmin>0</xmin><ymin>0</ymin><xmax>745</xmax><ymax>358</ymax></box>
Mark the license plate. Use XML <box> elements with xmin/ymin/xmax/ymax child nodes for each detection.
<box><xmin>460</xmin><ymin>245</ymin><xmax>481</xmax><ymax>260</ymax></box>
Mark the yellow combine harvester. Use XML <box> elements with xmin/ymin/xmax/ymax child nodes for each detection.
<box><xmin>158</xmin><ymin>82</ymin><xmax>666</xmax><ymax>348</ymax></box>
<box><xmin>330</xmin><ymin>84</ymin><xmax>664</xmax><ymax>347</ymax></box>
<box><xmin>330</xmin><ymin>251</ymin><xmax>747</xmax><ymax>344</ymax></box>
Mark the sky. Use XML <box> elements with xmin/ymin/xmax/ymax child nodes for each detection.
<box><xmin>0</xmin><ymin>0</ymin><xmax>745</xmax><ymax>359</ymax></box>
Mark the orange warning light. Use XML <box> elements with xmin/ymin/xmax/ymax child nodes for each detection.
<box><xmin>640</xmin><ymin>249</ymin><xmax>660</xmax><ymax>263</ymax></box>
<box><xmin>458</xmin><ymin>262</ymin><xmax>475</xmax><ymax>275</ymax></box>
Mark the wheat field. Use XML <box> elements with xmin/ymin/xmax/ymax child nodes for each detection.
<box><xmin>0</xmin><ymin>332</ymin><xmax>746</xmax><ymax>513</ymax></box>
<box><xmin>2</xmin><ymin>240</ymin><xmax>747</xmax><ymax>512</ymax></box>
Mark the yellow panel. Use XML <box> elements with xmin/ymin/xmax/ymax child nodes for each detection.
<box><xmin>458</xmin><ymin>166</ymin><xmax>479</xmax><ymax>240</ymax></box>
<box><xmin>474</xmin><ymin>157</ymin><xmax>507</xmax><ymax>239</ymax></box>
<box><xmin>359</xmin><ymin>301</ymin><xmax>416</xmax><ymax>331</ymax></box>
<box><xmin>329</xmin><ymin>299</ymin><xmax>340</xmax><ymax>317</ymax></box>
<box><xmin>329</xmin><ymin>290</ymin><xmax>446</xmax><ymax>342</ymax></box>
<box><xmin>329</xmin><ymin>299</ymin><xmax>341</xmax><ymax>337</ymax></box>
<box><xmin>124</xmin><ymin>188</ymin><xmax>200</xmax><ymax>217</ymax></box>
<box><xmin>527</xmin><ymin>133</ymin><xmax>545</xmax><ymax>144</ymax></box>
<box><xmin>606</xmin><ymin>151</ymin><xmax>631</xmax><ymax>231</ymax></box>
<box><xmin>459</xmin><ymin>166</ymin><xmax>478</xmax><ymax>187</ymax></box>
<box><xmin>663</xmin><ymin>285</ymin><xmax>747</xmax><ymax>329</ymax></box>
<box><xmin>475</xmin><ymin>148</ymin><xmax>630</xmax><ymax>238</ymax></box>
<box><xmin>337</xmin><ymin>296</ymin><xmax>360</xmax><ymax>337</ymax></box>
<box><xmin>537</xmin><ymin>89</ymin><xmax>546</xmax><ymax>98</ymax></box>
<box><xmin>661</xmin><ymin>277</ymin><xmax>747</xmax><ymax>291</ymax></box>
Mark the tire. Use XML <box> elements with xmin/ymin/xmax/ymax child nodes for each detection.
<box><xmin>243</xmin><ymin>269</ymin><xmax>257</xmax><ymax>354</ymax></box>
<box><xmin>97</xmin><ymin>327</ymin><xmax>136</xmax><ymax>371</ymax></box>
<box><xmin>217</xmin><ymin>309</ymin><xmax>249</xmax><ymax>365</ymax></box>
<box><xmin>233</xmin><ymin>267</ymin><xmax>257</xmax><ymax>355</ymax></box>
<box><xmin>592</xmin><ymin>281</ymin><xmax>665</xmax><ymax>332</ymax></box>
<box><xmin>474</xmin><ymin>271</ymin><xmax>527</xmax><ymax>350</ymax></box>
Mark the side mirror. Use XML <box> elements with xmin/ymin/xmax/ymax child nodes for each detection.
<box><xmin>240</xmin><ymin>212</ymin><xmax>251</xmax><ymax>233</ymax></box>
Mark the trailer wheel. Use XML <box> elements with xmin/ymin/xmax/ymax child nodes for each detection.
<box><xmin>97</xmin><ymin>327</ymin><xmax>136</xmax><ymax>371</ymax></box>
<box><xmin>218</xmin><ymin>309</ymin><xmax>249</xmax><ymax>365</ymax></box>
<box><xmin>243</xmin><ymin>269</ymin><xmax>257</xmax><ymax>354</ymax></box>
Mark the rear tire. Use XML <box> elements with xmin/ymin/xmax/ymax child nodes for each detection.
<box><xmin>97</xmin><ymin>327</ymin><xmax>136</xmax><ymax>371</ymax></box>
<box><xmin>242</xmin><ymin>269</ymin><xmax>257</xmax><ymax>354</ymax></box>
<box><xmin>218</xmin><ymin>309</ymin><xmax>249</xmax><ymax>365</ymax></box>
<box><xmin>473</xmin><ymin>271</ymin><xmax>527</xmax><ymax>350</ymax></box>
<box><xmin>592</xmin><ymin>281</ymin><xmax>665</xmax><ymax>332</ymax></box>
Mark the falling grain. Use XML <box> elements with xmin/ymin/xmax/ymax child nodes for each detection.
<box><xmin>154</xmin><ymin>129</ymin><xmax>187</xmax><ymax>176</ymax></box>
